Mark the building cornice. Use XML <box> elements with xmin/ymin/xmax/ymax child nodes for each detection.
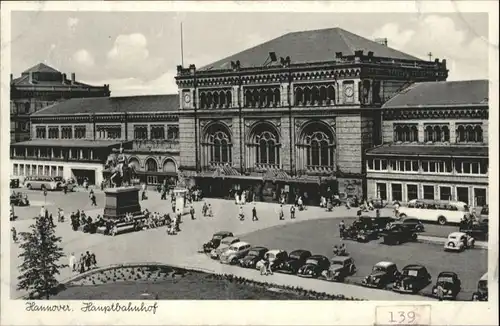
<box><xmin>382</xmin><ymin>106</ymin><xmax>488</xmax><ymax>120</ymax></box>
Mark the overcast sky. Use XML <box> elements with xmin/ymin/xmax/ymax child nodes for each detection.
<box><xmin>11</xmin><ymin>11</ymin><xmax>489</xmax><ymax>96</ymax></box>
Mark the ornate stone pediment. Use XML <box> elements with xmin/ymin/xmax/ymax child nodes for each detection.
<box><xmin>200</xmin><ymin>119</ymin><xmax>232</xmax><ymax>130</ymax></box>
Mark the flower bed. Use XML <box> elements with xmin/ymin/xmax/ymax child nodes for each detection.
<box><xmin>47</xmin><ymin>263</ymin><xmax>360</xmax><ymax>300</ymax></box>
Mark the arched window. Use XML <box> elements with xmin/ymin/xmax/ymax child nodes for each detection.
<box><xmin>465</xmin><ymin>125</ymin><xmax>474</xmax><ymax>141</ymax></box>
<box><xmin>273</xmin><ymin>89</ymin><xmax>280</xmax><ymax>107</ymax></box>
<box><xmin>327</xmin><ymin>85</ymin><xmax>335</xmax><ymax>104</ymax></box>
<box><xmin>145</xmin><ymin>158</ymin><xmax>158</xmax><ymax>172</ymax></box>
<box><xmin>474</xmin><ymin>125</ymin><xmax>483</xmax><ymax>142</ymax></box>
<box><xmin>163</xmin><ymin>159</ymin><xmax>176</xmax><ymax>173</ymax></box>
<box><xmin>245</xmin><ymin>90</ymin><xmax>252</xmax><ymax>107</ymax></box>
<box><xmin>304</xmin><ymin>87</ymin><xmax>311</xmax><ymax>105</ymax></box>
<box><xmin>206</xmin><ymin>93</ymin><xmax>213</xmax><ymax>108</ymax></box>
<box><xmin>129</xmin><ymin>158</ymin><xmax>140</xmax><ymax>170</ymax></box>
<box><xmin>319</xmin><ymin>86</ymin><xmax>327</xmax><ymax>104</ymax></box>
<box><xmin>441</xmin><ymin>126</ymin><xmax>450</xmax><ymax>142</ymax></box>
<box><xmin>410</xmin><ymin>125</ymin><xmax>418</xmax><ymax>142</ymax></box>
<box><xmin>213</xmin><ymin>92</ymin><xmax>219</xmax><ymax>108</ymax></box>
<box><xmin>249</xmin><ymin>124</ymin><xmax>280</xmax><ymax>167</ymax></box>
<box><xmin>394</xmin><ymin>124</ymin><xmax>418</xmax><ymax>142</ymax></box>
<box><xmin>295</xmin><ymin>88</ymin><xmax>304</xmax><ymax>105</ymax></box>
<box><xmin>203</xmin><ymin>124</ymin><xmax>232</xmax><ymax>165</ymax></box>
<box><xmin>299</xmin><ymin>122</ymin><xmax>335</xmax><ymax>169</ymax></box>
<box><xmin>457</xmin><ymin>125</ymin><xmax>466</xmax><ymax>142</ymax></box>
<box><xmin>225</xmin><ymin>91</ymin><xmax>232</xmax><ymax>108</ymax></box>
<box><xmin>200</xmin><ymin>93</ymin><xmax>207</xmax><ymax>109</ymax></box>
<box><xmin>311</xmin><ymin>86</ymin><xmax>320</xmax><ymax>105</ymax></box>
<box><xmin>402</xmin><ymin>126</ymin><xmax>410</xmax><ymax>142</ymax></box>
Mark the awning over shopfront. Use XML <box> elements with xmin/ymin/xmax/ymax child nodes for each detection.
<box><xmin>366</xmin><ymin>144</ymin><xmax>488</xmax><ymax>158</ymax></box>
<box><xmin>11</xmin><ymin>139</ymin><xmax>132</xmax><ymax>149</ymax></box>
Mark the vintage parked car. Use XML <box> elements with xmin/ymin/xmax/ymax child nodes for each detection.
<box><xmin>323</xmin><ymin>256</ymin><xmax>357</xmax><ymax>282</ymax></box>
<box><xmin>362</xmin><ymin>261</ymin><xmax>400</xmax><ymax>288</ymax></box>
<box><xmin>393</xmin><ymin>264</ymin><xmax>432</xmax><ymax>294</ymax></box>
<box><xmin>202</xmin><ymin>231</ymin><xmax>234</xmax><ymax>253</ymax></box>
<box><xmin>219</xmin><ymin>241</ymin><xmax>252</xmax><ymax>264</ymax></box>
<box><xmin>431</xmin><ymin>271</ymin><xmax>462</xmax><ymax>300</ymax></box>
<box><xmin>10</xmin><ymin>192</ymin><xmax>30</xmax><ymax>206</ymax></box>
<box><xmin>297</xmin><ymin>255</ymin><xmax>330</xmax><ymax>278</ymax></box>
<box><xmin>210</xmin><ymin>236</ymin><xmax>240</xmax><ymax>259</ymax></box>
<box><xmin>380</xmin><ymin>224</ymin><xmax>417</xmax><ymax>245</ymax></box>
<box><xmin>256</xmin><ymin>249</ymin><xmax>288</xmax><ymax>270</ymax></box>
<box><xmin>444</xmin><ymin>232</ymin><xmax>475</xmax><ymax>252</ymax></box>
<box><xmin>393</xmin><ymin>218</ymin><xmax>425</xmax><ymax>232</ymax></box>
<box><xmin>278</xmin><ymin>249</ymin><xmax>312</xmax><ymax>274</ymax></box>
<box><xmin>472</xmin><ymin>273</ymin><xmax>488</xmax><ymax>301</ymax></box>
<box><xmin>372</xmin><ymin>216</ymin><xmax>398</xmax><ymax>231</ymax></box>
<box><xmin>239</xmin><ymin>246</ymin><xmax>268</xmax><ymax>269</ymax></box>
<box><xmin>356</xmin><ymin>228</ymin><xmax>379</xmax><ymax>242</ymax></box>
<box><xmin>460</xmin><ymin>219</ymin><xmax>488</xmax><ymax>241</ymax></box>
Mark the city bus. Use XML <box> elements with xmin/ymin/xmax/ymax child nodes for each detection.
<box><xmin>24</xmin><ymin>176</ymin><xmax>65</xmax><ymax>191</ymax></box>
<box><xmin>398</xmin><ymin>199</ymin><xmax>469</xmax><ymax>225</ymax></box>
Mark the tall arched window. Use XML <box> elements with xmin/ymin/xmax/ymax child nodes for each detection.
<box><xmin>456</xmin><ymin>124</ymin><xmax>483</xmax><ymax>143</ymax></box>
<box><xmin>295</xmin><ymin>88</ymin><xmax>304</xmax><ymax>105</ymax></box>
<box><xmin>256</xmin><ymin>131</ymin><xmax>279</xmax><ymax>164</ymax></box>
<box><xmin>202</xmin><ymin>124</ymin><xmax>232</xmax><ymax>166</ymax></box>
<box><xmin>327</xmin><ymin>85</ymin><xmax>335</xmax><ymax>104</ymax></box>
<box><xmin>145</xmin><ymin>158</ymin><xmax>158</xmax><ymax>172</ymax></box>
<box><xmin>298</xmin><ymin>122</ymin><xmax>335</xmax><ymax>170</ymax></box>
<box><xmin>474</xmin><ymin>125</ymin><xmax>483</xmax><ymax>142</ymax></box>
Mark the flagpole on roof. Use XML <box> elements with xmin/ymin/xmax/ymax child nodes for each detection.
<box><xmin>180</xmin><ymin>22</ymin><xmax>184</xmax><ymax>67</ymax></box>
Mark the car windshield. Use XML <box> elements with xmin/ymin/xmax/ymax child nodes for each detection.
<box><xmin>248</xmin><ymin>250</ymin><xmax>261</xmax><ymax>256</ymax></box>
<box><xmin>478</xmin><ymin>280</ymin><xmax>488</xmax><ymax>291</ymax></box>
<box><xmin>403</xmin><ymin>269</ymin><xmax>419</xmax><ymax>277</ymax></box>
<box><xmin>305</xmin><ymin>259</ymin><xmax>319</xmax><ymax>265</ymax></box>
<box><xmin>373</xmin><ymin>266</ymin><xmax>387</xmax><ymax>272</ymax></box>
<box><xmin>332</xmin><ymin>260</ymin><xmax>345</xmax><ymax>265</ymax></box>
<box><xmin>438</xmin><ymin>276</ymin><xmax>454</xmax><ymax>283</ymax></box>
<box><xmin>449</xmin><ymin>236</ymin><xmax>457</xmax><ymax>239</ymax></box>
<box><xmin>228</xmin><ymin>246</ymin><xmax>239</xmax><ymax>251</ymax></box>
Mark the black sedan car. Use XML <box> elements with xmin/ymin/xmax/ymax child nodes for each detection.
<box><xmin>278</xmin><ymin>249</ymin><xmax>312</xmax><ymax>274</ymax></box>
<box><xmin>380</xmin><ymin>224</ymin><xmax>417</xmax><ymax>245</ymax></box>
<box><xmin>362</xmin><ymin>261</ymin><xmax>400</xmax><ymax>288</ymax></box>
<box><xmin>239</xmin><ymin>246</ymin><xmax>268</xmax><ymax>269</ymax></box>
<box><xmin>297</xmin><ymin>255</ymin><xmax>330</xmax><ymax>278</ymax></box>
<box><xmin>393</xmin><ymin>264</ymin><xmax>432</xmax><ymax>294</ymax></box>
<box><xmin>202</xmin><ymin>231</ymin><xmax>234</xmax><ymax>253</ymax></box>
<box><xmin>431</xmin><ymin>271</ymin><xmax>461</xmax><ymax>300</ymax></box>
<box><xmin>472</xmin><ymin>272</ymin><xmax>488</xmax><ymax>301</ymax></box>
<box><xmin>394</xmin><ymin>218</ymin><xmax>425</xmax><ymax>232</ymax></box>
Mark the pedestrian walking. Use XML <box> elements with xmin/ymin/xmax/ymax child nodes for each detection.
<box><xmin>266</xmin><ymin>259</ymin><xmax>273</xmax><ymax>275</ymax></box>
<box><xmin>339</xmin><ymin>220</ymin><xmax>346</xmax><ymax>238</ymax></box>
<box><xmin>393</xmin><ymin>201</ymin><xmax>400</xmax><ymax>217</ymax></box>
<box><xmin>202</xmin><ymin>202</ymin><xmax>208</xmax><ymax>217</ymax></box>
<box><xmin>79</xmin><ymin>254</ymin><xmax>85</xmax><ymax>273</ymax></box>
<box><xmin>69</xmin><ymin>253</ymin><xmax>76</xmax><ymax>272</ymax></box>
<box><xmin>252</xmin><ymin>205</ymin><xmax>258</xmax><ymax>221</ymax></box>
<box><xmin>11</xmin><ymin>227</ymin><xmax>18</xmax><ymax>243</ymax></box>
<box><xmin>208</xmin><ymin>204</ymin><xmax>213</xmax><ymax>217</ymax></box>
<box><xmin>279</xmin><ymin>205</ymin><xmax>284</xmax><ymax>220</ymax></box>
<box><xmin>437</xmin><ymin>283</ymin><xmax>445</xmax><ymax>301</ymax></box>
<box><xmin>90</xmin><ymin>252</ymin><xmax>97</xmax><ymax>269</ymax></box>
<box><xmin>290</xmin><ymin>205</ymin><xmax>295</xmax><ymax>219</ymax></box>
<box><xmin>239</xmin><ymin>206</ymin><xmax>245</xmax><ymax>221</ymax></box>
<box><xmin>49</xmin><ymin>213</ymin><xmax>55</xmax><ymax>227</ymax></box>
<box><xmin>190</xmin><ymin>205</ymin><xmax>195</xmax><ymax>220</ymax></box>
<box><xmin>84</xmin><ymin>251</ymin><xmax>92</xmax><ymax>271</ymax></box>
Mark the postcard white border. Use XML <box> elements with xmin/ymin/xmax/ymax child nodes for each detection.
<box><xmin>1</xmin><ymin>1</ymin><xmax>498</xmax><ymax>325</ymax></box>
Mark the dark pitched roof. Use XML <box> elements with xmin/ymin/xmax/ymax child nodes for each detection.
<box><xmin>11</xmin><ymin>139</ymin><xmax>128</xmax><ymax>148</ymax></box>
<box><xmin>22</xmin><ymin>63</ymin><xmax>60</xmax><ymax>74</ymax></box>
<box><xmin>11</xmin><ymin>75</ymin><xmax>99</xmax><ymax>88</ymax></box>
<box><xmin>201</xmin><ymin>27</ymin><xmax>421</xmax><ymax>70</ymax></box>
<box><xmin>383</xmin><ymin>80</ymin><xmax>489</xmax><ymax>108</ymax></box>
<box><xmin>32</xmin><ymin>94</ymin><xmax>179</xmax><ymax>116</ymax></box>
<box><xmin>366</xmin><ymin>144</ymin><xmax>488</xmax><ymax>158</ymax></box>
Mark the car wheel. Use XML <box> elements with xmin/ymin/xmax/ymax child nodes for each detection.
<box><xmin>438</xmin><ymin>216</ymin><xmax>447</xmax><ymax>225</ymax></box>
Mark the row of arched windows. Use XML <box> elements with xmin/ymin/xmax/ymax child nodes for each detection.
<box><xmin>128</xmin><ymin>157</ymin><xmax>177</xmax><ymax>173</ymax></box>
<box><xmin>201</xmin><ymin>122</ymin><xmax>336</xmax><ymax>171</ymax></box>
<box><xmin>199</xmin><ymin>90</ymin><xmax>232</xmax><ymax>109</ymax></box>
<box><xmin>394</xmin><ymin>123</ymin><xmax>484</xmax><ymax>143</ymax></box>
<box><xmin>457</xmin><ymin>124</ymin><xmax>483</xmax><ymax>143</ymax></box>
<box><xmin>295</xmin><ymin>85</ymin><xmax>336</xmax><ymax>106</ymax></box>
<box><xmin>394</xmin><ymin>124</ymin><xmax>418</xmax><ymax>142</ymax></box>
<box><xmin>424</xmin><ymin>125</ymin><xmax>450</xmax><ymax>142</ymax></box>
<box><xmin>244</xmin><ymin>87</ymin><xmax>281</xmax><ymax>108</ymax></box>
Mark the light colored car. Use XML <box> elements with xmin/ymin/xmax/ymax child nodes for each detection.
<box><xmin>210</xmin><ymin>236</ymin><xmax>240</xmax><ymax>259</ymax></box>
<box><xmin>444</xmin><ymin>232</ymin><xmax>475</xmax><ymax>252</ymax></box>
<box><xmin>219</xmin><ymin>241</ymin><xmax>252</xmax><ymax>264</ymax></box>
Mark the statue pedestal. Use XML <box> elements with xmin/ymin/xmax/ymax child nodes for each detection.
<box><xmin>103</xmin><ymin>186</ymin><xmax>142</xmax><ymax>220</ymax></box>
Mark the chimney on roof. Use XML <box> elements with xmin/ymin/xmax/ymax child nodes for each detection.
<box><xmin>29</xmin><ymin>72</ymin><xmax>34</xmax><ymax>84</ymax></box>
<box><xmin>442</xmin><ymin>59</ymin><xmax>447</xmax><ymax>68</ymax></box>
<box><xmin>71</xmin><ymin>73</ymin><xmax>76</xmax><ymax>85</ymax></box>
<box><xmin>335</xmin><ymin>52</ymin><xmax>343</xmax><ymax>59</ymax></box>
<box><xmin>62</xmin><ymin>73</ymin><xmax>67</xmax><ymax>84</ymax></box>
<box><xmin>375</xmin><ymin>38</ymin><xmax>388</xmax><ymax>46</ymax></box>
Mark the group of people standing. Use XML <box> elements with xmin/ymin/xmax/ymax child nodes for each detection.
<box><xmin>68</xmin><ymin>251</ymin><xmax>97</xmax><ymax>274</ymax></box>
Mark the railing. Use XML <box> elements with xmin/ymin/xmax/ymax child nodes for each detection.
<box><xmin>208</xmin><ymin>161</ymin><xmax>232</xmax><ymax>169</ymax></box>
<box><xmin>305</xmin><ymin>165</ymin><xmax>335</xmax><ymax>174</ymax></box>
<box><xmin>254</xmin><ymin>163</ymin><xmax>280</xmax><ymax>171</ymax></box>
<box><xmin>11</xmin><ymin>154</ymin><xmax>103</xmax><ymax>163</ymax></box>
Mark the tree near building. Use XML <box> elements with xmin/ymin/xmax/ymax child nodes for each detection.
<box><xmin>17</xmin><ymin>215</ymin><xmax>67</xmax><ymax>299</ymax></box>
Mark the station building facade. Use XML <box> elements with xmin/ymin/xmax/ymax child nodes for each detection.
<box><xmin>10</xmin><ymin>95</ymin><xmax>180</xmax><ymax>186</ymax></box>
<box><xmin>175</xmin><ymin>27</ymin><xmax>448</xmax><ymax>203</ymax></box>
<box><xmin>10</xmin><ymin>63</ymin><xmax>110</xmax><ymax>143</ymax></box>
<box><xmin>365</xmin><ymin>80</ymin><xmax>489</xmax><ymax>207</ymax></box>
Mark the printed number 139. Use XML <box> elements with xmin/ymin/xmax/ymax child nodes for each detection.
<box><xmin>389</xmin><ymin>311</ymin><xmax>416</xmax><ymax>324</ymax></box>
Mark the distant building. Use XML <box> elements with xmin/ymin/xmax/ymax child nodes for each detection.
<box><xmin>10</xmin><ymin>95</ymin><xmax>179</xmax><ymax>186</ymax></box>
<box><xmin>366</xmin><ymin>80</ymin><xmax>488</xmax><ymax>207</ymax></box>
<box><xmin>10</xmin><ymin>63</ymin><xmax>110</xmax><ymax>143</ymax></box>
<box><xmin>175</xmin><ymin>27</ymin><xmax>448</xmax><ymax>203</ymax></box>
